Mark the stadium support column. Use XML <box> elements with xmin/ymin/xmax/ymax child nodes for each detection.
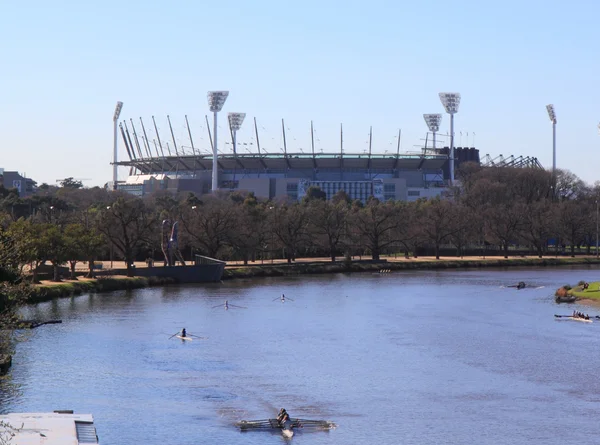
<box><xmin>207</xmin><ymin>91</ymin><xmax>229</xmax><ymax>192</ymax></box>
<box><xmin>113</xmin><ymin>101</ymin><xmax>123</xmax><ymax>190</ymax></box>
<box><xmin>439</xmin><ymin>93</ymin><xmax>461</xmax><ymax>183</ymax></box>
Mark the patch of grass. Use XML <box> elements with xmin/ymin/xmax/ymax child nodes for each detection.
<box><xmin>568</xmin><ymin>281</ymin><xmax>600</xmax><ymax>300</ymax></box>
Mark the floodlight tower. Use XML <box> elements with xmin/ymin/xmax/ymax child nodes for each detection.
<box><xmin>423</xmin><ymin>114</ymin><xmax>442</xmax><ymax>153</ymax></box>
<box><xmin>546</xmin><ymin>104</ymin><xmax>557</xmax><ymax>181</ymax></box>
<box><xmin>228</xmin><ymin>112</ymin><xmax>246</xmax><ymax>155</ymax></box>
<box><xmin>112</xmin><ymin>101</ymin><xmax>123</xmax><ymax>191</ymax></box>
<box><xmin>207</xmin><ymin>91</ymin><xmax>229</xmax><ymax>192</ymax></box>
<box><xmin>439</xmin><ymin>93</ymin><xmax>461</xmax><ymax>182</ymax></box>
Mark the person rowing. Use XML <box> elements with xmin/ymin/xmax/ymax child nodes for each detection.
<box><xmin>273</xmin><ymin>294</ymin><xmax>294</xmax><ymax>302</ymax></box>
<box><xmin>277</xmin><ymin>408</ymin><xmax>288</xmax><ymax>425</ymax></box>
<box><xmin>181</xmin><ymin>328</ymin><xmax>187</xmax><ymax>338</ymax></box>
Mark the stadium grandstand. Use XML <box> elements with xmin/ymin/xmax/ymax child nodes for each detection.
<box><xmin>112</xmin><ymin>115</ymin><xmax>536</xmax><ymax>202</ymax></box>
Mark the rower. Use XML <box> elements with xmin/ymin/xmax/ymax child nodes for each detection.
<box><xmin>277</xmin><ymin>408</ymin><xmax>288</xmax><ymax>425</ymax></box>
<box><xmin>181</xmin><ymin>328</ymin><xmax>187</xmax><ymax>338</ymax></box>
<box><xmin>225</xmin><ymin>300</ymin><xmax>229</xmax><ymax>310</ymax></box>
<box><xmin>281</xmin><ymin>294</ymin><xmax>285</xmax><ymax>302</ymax></box>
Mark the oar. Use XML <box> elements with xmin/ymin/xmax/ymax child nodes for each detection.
<box><xmin>188</xmin><ymin>334</ymin><xmax>209</xmax><ymax>339</ymax></box>
<box><xmin>212</xmin><ymin>303</ymin><xmax>225</xmax><ymax>309</ymax></box>
<box><xmin>555</xmin><ymin>315</ymin><xmax>599</xmax><ymax>318</ymax></box>
<box><xmin>229</xmin><ymin>304</ymin><xmax>247</xmax><ymax>309</ymax></box>
<box><xmin>168</xmin><ymin>332</ymin><xmax>179</xmax><ymax>339</ymax></box>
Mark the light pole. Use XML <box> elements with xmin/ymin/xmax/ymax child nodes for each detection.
<box><xmin>207</xmin><ymin>91</ymin><xmax>229</xmax><ymax>192</ymax></box>
<box><xmin>546</xmin><ymin>104</ymin><xmax>557</xmax><ymax>194</ymax></box>
<box><xmin>423</xmin><ymin>114</ymin><xmax>442</xmax><ymax>154</ymax></box>
<box><xmin>228</xmin><ymin>112</ymin><xmax>246</xmax><ymax>188</ymax></box>
<box><xmin>596</xmin><ymin>198</ymin><xmax>599</xmax><ymax>258</ymax></box>
<box><xmin>106</xmin><ymin>206</ymin><xmax>114</xmax><ymax>269</ymax></box>
<box><xmin>113</xmin><ymin>101</ymin><xmax>123</xmax><ymax>191</ymax></box>
<box><xmin>439</xmin><ymin>93</ymin><xmax>461</xmax><ymax>183</ymax></box>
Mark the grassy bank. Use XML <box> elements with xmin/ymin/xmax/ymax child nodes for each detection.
<box><xmin>223</xmin><ymin>256</ymin><xmax>600</xmax><ymax>280</ymax></box>
<box><xmin>29</xmin><ymin>276</ymin><xmax>176</xmax><ymax>303</ymax></box>
<box><xmin>556</xmin><ymin>281</ymin><xmax>600</xmax><ymax>301</ymax></box>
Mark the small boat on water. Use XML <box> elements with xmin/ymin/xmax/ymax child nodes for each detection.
<box><xmin>176</xmin><ymin>335</ymin><xmax>193</xmax><ymax>341</ymax></box>
<box><xmin>236</xmin><ymin>418</ymin><xmax>336</xmax><ymax>437</ymax></box>
<box><xmin>555</xmin><ymin>315</ymin><xmax>593</xmax><ymax>323</ymax></box>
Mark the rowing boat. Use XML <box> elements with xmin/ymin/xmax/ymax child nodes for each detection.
<box><xmin>176</xmin><ymin>335</ymin><xmax>193</xmax><ymax>341</ymax></box>
<box><xmin>236</xmin><ymin>418</ymin><xmax>336</xmax><ymax>436</ymax></box>
<box><xmin>555</xmin><ymin>316</ymin><xmax>592</xmax><ymax>323</ymax></box>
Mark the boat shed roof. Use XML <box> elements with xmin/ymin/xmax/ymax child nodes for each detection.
<box><xmin>0</xmin><ymin>412</ymin><xmax>98</xmax><ymax>445</ymax></box>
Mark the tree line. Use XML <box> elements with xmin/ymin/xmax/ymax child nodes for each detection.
<box><xmin>0</xmin><ymin>164</ymin><xmax>597</xmax><ymax>283</ymax></box>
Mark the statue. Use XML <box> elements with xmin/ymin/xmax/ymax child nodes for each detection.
<box><xmin>169</xmin><ymin>220</ymin><xmax>186</xmax><ymax>266</ymax></box>
<box><xmin>161</xmin><ymin>218</ymin><xmax>186</xmax><ymax>267</ymax></box>
<box><xmin>161</xmin><ymin>219</ymin><xmax>172</xmax><ymax>266</ymax></box>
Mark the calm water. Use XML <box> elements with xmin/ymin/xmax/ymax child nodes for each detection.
<box><xmin>2</xmin><ymin>267</ymin><xmax>600</xmax><ymax>444</ymax></box>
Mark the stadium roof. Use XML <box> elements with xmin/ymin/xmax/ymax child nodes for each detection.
<box><xmin>115</xmin><ymin>152</ymin><xmax>449</xmax><ymax>174</ymax></box>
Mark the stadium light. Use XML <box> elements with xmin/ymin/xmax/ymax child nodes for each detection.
<box><xmin>112</xmin><ymin>101</ymin><xmax>123</xmax><ymax>191</ymax></box>
<box><xmin>207</xmin><ymin>91</ymin><xmax>229</xmax><ymax>192</ymax></box>
<box><xmin>228</xmin><ymin>112</ymin><xmax>246</xmax><ymax>155</ymax></box>
<box><xmin>423</xmin><ymin>114</ymin><xmax>442</xmax><ymax>152</ymax></box>
<box><xmin>439</xmin><ymin>93</ymin><xmax>461</xmax><ymax>183</ymax></box>
<box><xmin>546</xmin><ymin>104</ymin><xmax>557</xmax><ymax>185</ymax></box>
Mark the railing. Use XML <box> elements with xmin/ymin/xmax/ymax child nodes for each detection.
<box><xmin>194</xmin><ymin>255</ymin><xmax>226</xmax><ymax>266</ymax></box>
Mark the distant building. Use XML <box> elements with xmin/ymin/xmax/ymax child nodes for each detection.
<box><xmin>0</xmin><ymin>168</ymin><xmax>37</xmax><ymax>197</ymax></box>
<box><xmin>115</xmin><ymin>149</ymin><xmax>481</xmax><ymax>202</ymax></box>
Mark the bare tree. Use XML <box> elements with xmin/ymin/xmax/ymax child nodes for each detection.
<box><xmin>351</xmin><ymin>199</ymin><xmax>399</xmax><ymax>261</ymax></box>
<box><xmin>270</xmin><ymin>203</ymin><xmax>309</xmax><ymax>263</ymax></box>
<box><xmin>95</xmin><ymin>196</ymin><xmax>156</xmax><ymax>277</ymax></box>
<box><xmin>306</xmin><ymin>199</ymin><xmax>348</xmax><ymax>262</ymax></box>
<box><xmin>179</xmin><ymin>196</ymin><xmax>236</xmax><ymax>259</ymax></box>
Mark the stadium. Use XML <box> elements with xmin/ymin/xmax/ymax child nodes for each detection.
<box><xmin>113</xmin><ymin>112</ymin><xmax>541</xmax><ymax>203</ymax></box>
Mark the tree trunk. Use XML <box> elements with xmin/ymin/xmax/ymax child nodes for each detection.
<box><xmin>570</xmin><ymin>243</ymin><xmax>575</xmax><ymax>258</ymax></box>
<box><xmin>503</xmin><ymin>242</ymin><xmax>509</xmax><ymax>259</ymax></box>
<box><xmin>52</xmin><ymin>262</ymin><xmax>61</xmax><ymax>282</ymax></box>
<box><xmin>372</xmin><ymin>247</ymin><xmax>380</xmax><ymax>261</ymax></box>
<box><xmin>87</xmin><ymin>260</ymin><xmax>95</xmax><ymax>279</ymax></box>
<box><xmin>126</xmin><ymin>260</ymin><xmax>134</xmax><ymax>277</ymax></box>
<box><xmin>435</xmin><ymin>243</ymin><xmax>440</xmax><ymax>260</ymax></box>
<box><xmin>32</xmin><ymin>266</ymin><xmax>39</xmax><ymax>284</ymax></box>
<box><xmin>69</xmin><ymin>261</ymin><xmax>77</xmax><ymax>280</ymax></box>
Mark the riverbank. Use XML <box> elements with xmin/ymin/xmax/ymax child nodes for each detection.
<box><xmin>28</xmin><ymin>255</ymin><xmax>600</xmax><ymax>301</ymax></box>
<box><xmin>555</xmin><ymin>281</ymin><xmax>600</xmax><ymax>306</ymax></box>
<box><xmin>222</xmin><ymin>255</ymin><xmax>600</xmax><ymax>280</ymax></box>
<box><xmin>29</xmin><ymin>276</ymin><xmax>176</xmax><ymax>303</ymax></box>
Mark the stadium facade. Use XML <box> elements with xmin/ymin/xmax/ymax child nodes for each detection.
<box><xmin>112</xmin><ymin>115</ymin><xmax>538</xmax><ymax>202</ymax></box>
<box><xmin>115</xmin><ymin>146</ymin><xmax>482</xmax><ymax>202</ymax></box>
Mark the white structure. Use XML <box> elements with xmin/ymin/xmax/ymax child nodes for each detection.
<box><xmin>423</xmin><ymin>114</ymin><xmax>442</xmax><ymax>153</ymax></box>
<box><xmin>546</xmin><ymin>104</ymin><xmax>556</xmax><ymax>181</ymax></box>
<box><xmin>439</xmin><ymin>93</ymin><xmax>461</xmax><ymax>182</ymax></box>
<box><xmin>207</xmin><ymin>91</ymin><xmax>229</xmax><ymax>192</ymax></box>
<box><xmin>227</xmin><ymin>112</ymin><xmax>246</xmax><ymax>155</ymax></box>
<box><xmin>0</xmin><ymin>411</ymin><xmax>98</xmax><ymax>444</ymax></box>
<box><xmin>112</xmin><ymin>101</ymin><xmax>123</xmax><ymax>191</ymax></box>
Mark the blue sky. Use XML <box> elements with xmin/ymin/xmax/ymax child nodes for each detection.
<box><xmin>1</xmin><ymin>0</ymin><xmax>599</xmax><ymax>187</ymax></box>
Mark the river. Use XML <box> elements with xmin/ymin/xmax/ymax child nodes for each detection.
<box><xmin>2</xmin><ymin>266</ymin><xmax>600</xmax><ymax>444</ymax></box>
